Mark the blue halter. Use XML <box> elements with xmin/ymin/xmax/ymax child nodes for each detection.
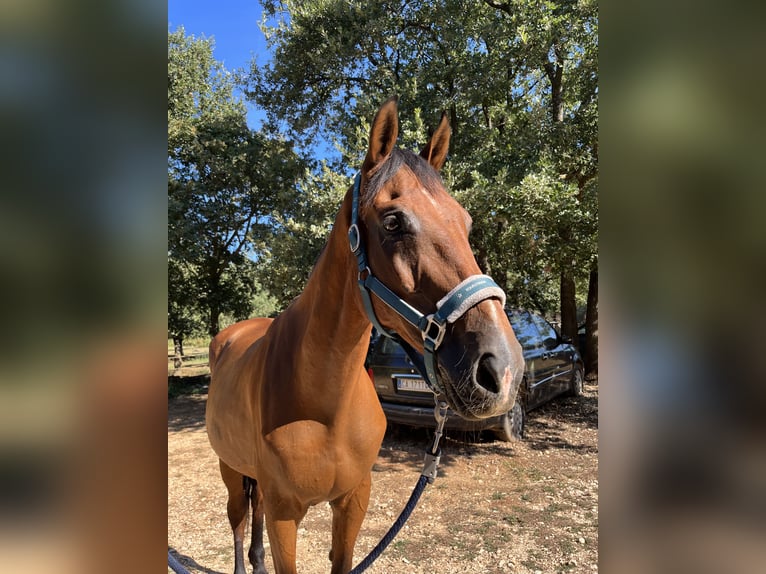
<box><xmin>348</xmin><ymin>173</ymin><xmax>506</xmax><ymax>396</ymax></box>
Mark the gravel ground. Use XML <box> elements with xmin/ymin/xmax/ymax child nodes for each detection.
<box><xmin>168</xmin><ymin>380</ymin><xmax>598</xmax><ymax>574</ymax></box>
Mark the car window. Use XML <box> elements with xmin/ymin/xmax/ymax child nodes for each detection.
<box><xmin>530</xmin><ymin>312</ymin><xmax>558</xmax><ymax>342</ymax></box>
<box><xmin>506</xmin><ymin>310</ymin><xmax>541</xmax><ymax>351</ymax></box>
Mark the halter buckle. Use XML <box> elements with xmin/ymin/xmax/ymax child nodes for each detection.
<box><xmin>422</xmin><ymin>315</ymin><xmax>446</xmax><ymax>350</ymax></box>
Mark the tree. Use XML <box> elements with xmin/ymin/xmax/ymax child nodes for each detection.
<box><xmin>252</xmin><ymin>0</ymin><xmax>597</xmax><ymax>368</ymax></box>
<box><xmin>168</xmin><ymin>27</ymin><xmax>305</xmax><ymax>339</ymax></box>
<box><xmin>254</xmin><ymin>162</ymin><xmax>349</xmax><ymax>309</ymax></box>
<box><xmin>507</xmin><ymin>0</ymin><xmax>597</xmax><ymax>350</ymax></box>
<box><xmin>168</xmin><ymin>255</ymin><xmax>202</xmax><ymax>361</ymax></box>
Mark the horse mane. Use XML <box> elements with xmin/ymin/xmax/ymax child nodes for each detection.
<box><xmin>362</xmin><ymin>148</ymin><xmax>444</xmax><ymax>210</ymax></box>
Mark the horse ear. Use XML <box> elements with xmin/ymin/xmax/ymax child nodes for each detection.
<box><xmin>363</xmin><ymin>96</ymin><xmax>399</xmax><ymax>176</ymax></box>
<box><xmin>420</xmin><ymin>112</ymin><xmax>451</xmax><ymax>171</ymax></box>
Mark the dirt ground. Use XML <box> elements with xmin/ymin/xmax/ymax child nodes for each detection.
<box><xmin>168</xmin><ymin>379</ymin><xmax>598</xmax><ymax>574</ymax></box>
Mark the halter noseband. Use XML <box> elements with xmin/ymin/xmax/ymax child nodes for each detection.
<box><xmin>348</xmin><ymin>173</ymin><xmax>506</xmax><ymax>396</ymax></box>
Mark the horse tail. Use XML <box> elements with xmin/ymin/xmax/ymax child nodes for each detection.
<box><xmin>243</xmin><ymin>475</ymin><xmax>255</xmax><ymax>499</ymax></box>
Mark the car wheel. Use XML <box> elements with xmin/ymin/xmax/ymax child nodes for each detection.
<box><xmin>569</xmin><ymin>367</ymin><xmax>584</xmax><ymax>397</ymax></box>
<box><xmin>493</xmin><ymin>399</ymin><xmax>525</xmax><ymax>442</ymax></box>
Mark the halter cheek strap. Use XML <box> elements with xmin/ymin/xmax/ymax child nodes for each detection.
<box><xmin>348</xmin><ymin>173</ymin><xmax>506</xmax><ymax>396</ymax></box>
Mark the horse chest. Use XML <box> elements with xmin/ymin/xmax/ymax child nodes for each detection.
<box><xmin>260</xmin><ymin>417</ymin><xmax>381</xmax><ymax>503</ymax></box>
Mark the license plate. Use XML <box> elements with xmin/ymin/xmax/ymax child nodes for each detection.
<box><xmin>395</xmin><ymin>377</ymin><xmax>431</xmax><ymax>393</ymax></box>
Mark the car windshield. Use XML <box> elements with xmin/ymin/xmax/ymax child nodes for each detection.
<box><xmin>530</xmin><ymin>313</ymin><xmax>558</xmax><ymax>341</ymax></box>
<box><xmin>506</xmin><ymin>310</ymin><xmax>541</xmax><ymax>351</ymax></box>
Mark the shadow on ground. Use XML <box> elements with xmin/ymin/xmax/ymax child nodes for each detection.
<box><xmin>168</xmin><ymin>375</ymin><xmax>209</xmax><ymax>432</ymax></box>
<box><xmin>168</xmin><ymin>378</ymin><xmax>598</xmax><ymax>455</ymax></box>
<box><xmin>524</xmin><ymin>389</ymin><xmax>599</xmax><ymax>453</ymax></box>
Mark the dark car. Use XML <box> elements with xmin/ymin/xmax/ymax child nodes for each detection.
<box><xmin>366</xmin><ymin>309</ymin><xmax>584</xmax><ymax>441</ymax></box>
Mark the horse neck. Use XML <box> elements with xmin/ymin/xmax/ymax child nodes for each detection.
<box><xmin>291</xmin><ymin>188</ymin><xmax>371</xmax><ymax>368</ymax></box>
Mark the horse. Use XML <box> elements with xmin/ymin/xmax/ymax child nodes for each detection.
<box><xmin>206</xmin><ymin>96</ymin><xmax>524</xmax><ymax>574</ymax></box>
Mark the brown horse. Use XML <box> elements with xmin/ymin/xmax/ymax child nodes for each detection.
<box><xmin>206</xmin><ymin>97</ymin><xmax>524</xmax><ymax>574</ymax></box>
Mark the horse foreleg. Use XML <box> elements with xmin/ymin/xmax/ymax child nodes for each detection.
<box><xmin>263</xmin><ymin>499</ymin><xmax>306</xmax><ymax>574</ymax></box>
<box><xmin>219</xmin><ymin>459</ymin><xmax>250</xmax><ymax>574</ymax></box>
<box><xmin>248</xmin><ymin>479</ymin><xmax>268</xmax><ymax>574</ymax></box>
<box><xmin>329</xmin><ymin>473</ymin><xmax>372</xmax><ymax>574</ymax></box>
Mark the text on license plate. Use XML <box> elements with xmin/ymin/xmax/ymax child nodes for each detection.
<box><xmin>395</xmin><ymin>377</ymin><xmax>431</xmax><ymax>393</ymax></box>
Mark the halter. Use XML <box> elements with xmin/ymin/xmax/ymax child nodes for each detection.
<box><xmin>348</xmin><ymin>172</ymin><xmax>506</xmax><ymax>395</ymax></box>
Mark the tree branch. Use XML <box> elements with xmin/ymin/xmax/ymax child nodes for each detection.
<box><xmin>482</xmin><ymin>0</ymin><xmax>513</xmax><ymax>15</ymax></box>
<box><xmin>400</xmin><ymin>20</ymin><xmax>451</xmax><ymax>68</ymax></box>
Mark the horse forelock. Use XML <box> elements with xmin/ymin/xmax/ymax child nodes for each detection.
<box><xmin>361</xmin><ymin>148</ymin><xmax>444</xmax><ymax>210</ymax></box>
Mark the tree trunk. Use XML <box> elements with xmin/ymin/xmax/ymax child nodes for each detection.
<box><xmin>173</xmin><ymin>336</ymin><xmax>184</xmax><ymax>357</ymax></box>
<box><xmin>560</xmin><ymin>272</ymin><xmax>578</xmax><ymax>346</ymax></box>
<box><xmin>548</xmin><ymin>45</ymin><xmax>575</xmax><ymax>347</ymax></box>
<box><xmin>208</xmin><ymin>304</ymin><xmax>220</xmax><ymax>338</ymax></box>
<box><xmin>477</xmin><ymin>249</ymin><xmax>492</xmax><ymax>277</ymax></box>
<box><xmin>544</xmin><ymin>50</ymin><xmax>565</xmax><ymax>124</ymax></box>
<box><xmin>584</xmin><ymin>265</ymin><xmax>598</xmax><ymax>380</ymax></box>
<box><xmin>172</xmin><ymin>335</ymin><xmax>184</xmax><ymax>369</ymax></box>
<box><xmin>450</xmin><ymin>104</ymin><xmax>458</xmax><ymax>137</ymax></box>
<box><xmin>551</xmin><ymin>63</ymin><xmax>564</xmax><ymax>122</ymax></box>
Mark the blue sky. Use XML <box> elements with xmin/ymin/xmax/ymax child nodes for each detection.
<box><xmin>168</xmin><ymin>1</ymin><xmax>339</xmax><ymax>161</ymax></box>
<box><xmin>168</xmin><ymin>0</ymin><xmax>271</xmax><ymax>128</ymax></box>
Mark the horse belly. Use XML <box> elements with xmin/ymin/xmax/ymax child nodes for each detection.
<box><xmin>206</xmin><ymin>412</ymin><xmax>260</xmax><ymax>477</ymax></box>
<box><xmin>206</xmin><ymin>373</ymin><xmax>263</xmax><ymax>476</ymax></box>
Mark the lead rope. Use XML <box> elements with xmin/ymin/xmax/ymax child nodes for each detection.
<box><xmin>168</xmin><ymin>550</ymin><xmax>190</xmax><ymax>574</ymax></box>
<box><xmin>349</xmin><ymin>398</ymin><xmax>449</xmax><ymax>574</ymax></box>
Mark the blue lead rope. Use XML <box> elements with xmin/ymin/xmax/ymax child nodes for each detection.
<box><xmin>349</xmin><ymin>400</ymin><xmax>448</xmax><ymax>573</ymax></box>
<box><xmin>348</xmin><ymin>474</ymin><xmax>429</xmax><ymax>574</ymax></box>
<box><xmin>168</xmin><ymin>551</ymin><xmax>191</xmax><ymax>574</ymax></box>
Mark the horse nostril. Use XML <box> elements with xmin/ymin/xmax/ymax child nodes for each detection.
<box><xmin>475</xmin><ymin>353</ymin><xmax>502</xmax><ymax>394</ymax></box>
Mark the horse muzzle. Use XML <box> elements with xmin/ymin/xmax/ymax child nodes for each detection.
<box><xmin>436</xmin><ymin>307</ymin><xmax>524</xmax><ymax>421</ymax></box>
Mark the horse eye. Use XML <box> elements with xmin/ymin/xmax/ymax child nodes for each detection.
<box><xmin>382</xmin><ymin>214</ymin><xmax>400</xmax><ymax>233</ymax></box>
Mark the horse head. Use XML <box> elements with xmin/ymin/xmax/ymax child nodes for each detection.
<box><xmin>353</xmin><ymin>96</ymin><xmax>524</xmax><ymax>421</ymax></box>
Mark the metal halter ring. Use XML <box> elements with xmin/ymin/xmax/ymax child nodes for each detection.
<box><xmin>422</xmin><ymin>315</ymin><xmax>446</xmax><ymax>350</ymax></box>
<box><xmin>348</xmin><ymin>223</ymin><xmax>361</xmax><ymax>254</ymax></box>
